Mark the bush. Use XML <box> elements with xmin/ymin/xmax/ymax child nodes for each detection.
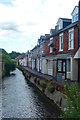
<box><xmin>37</xmin><ymin>78</ymin><xmax>41</xmax><ymax>85</ymax></box>
<box><xmin>27</xmin><ymin>74</ymin><xmax>31</xmax><ymax>79</ymax></box>
<box><xmin>34</xmin><ymin>77</ymin><xmax>37</xmax><ymax>83</ymax></box>
<box><xmin>48</xmin><ymin>81</ymin><xmax>55</xmax><ymax>93</ymax></box>
<box><xmin>40</xmin><ymin>80</ymin><xmax>46</xmax><ymax>89</ymax></box>
<box><xmin>60</xmin><ymin>82</ymin><xmax>80</xmax><ymax>118</ymax></box>
<box><xmin>2</xmin><ymin>54</ymin><xmax>16</xmax><ymax>75</ymax></box>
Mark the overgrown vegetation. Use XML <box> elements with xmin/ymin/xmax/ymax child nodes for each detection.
<box><xmin>48</xmin><ymin>81</ymin><xmax>55</xmax><ymax>93</ymax></box>
<box><xmin>40</xmin><ymin>80</ymin><xmax>46</xmax><ymax>92</ymax></box>
<box><xmin>17</xmin><ymin>64</ymin><xmax>22</xmax><ymax>70</ymax></box>
<box><xmin>37</xmin><ymin>78</ymin><xmax>41</xmax><ymax>85</ymax></box>
<box><xmin>60</xmin><ymin>82</ymin><xmax>80</xmax><ymax>118</ymax></box>
<box><xmin>27</xmin><ymin>73</ymin><xmax>31</xmax><ymax>79</ymax></box>
<box><xmin>34</xmin><ymin>77</ymin><xmax>37</xmax><ymax>83</ymax></box>
<box><xmin>0</xmin><ymin>48</ymin><xmax>16</xmax><ymax>77</ymax></box>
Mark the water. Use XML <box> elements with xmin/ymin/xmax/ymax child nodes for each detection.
<box><xmin>2</xmin><ymin>69</ymin><xmax>61</xmax><ymax>119</ymax></box>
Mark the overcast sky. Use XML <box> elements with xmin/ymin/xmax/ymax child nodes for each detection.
<box><xmin>0</xmin><ymin>0</ymin><xmax>79</xmax><ymax>53</ymax></box>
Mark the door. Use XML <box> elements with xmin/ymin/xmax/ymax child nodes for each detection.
<box><xmin>57</xmin><ymin>59</ymin><xmax>66</xmax><ymax>83</ymax></box>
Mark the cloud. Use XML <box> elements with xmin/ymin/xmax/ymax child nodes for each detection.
<box><xmin>0</xmin><ymin>22</ymin><xmax>19</xmax><ymax>32</ymax></box>
<box><xmin>0</xmin><ymin>0</ymin><xmax>79</xmax><ymax>52</ymax></box>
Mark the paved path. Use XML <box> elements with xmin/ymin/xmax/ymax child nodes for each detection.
<box><xmin>23</xmin><ymin>66</ymin><xmax>80</xmax><ymax>90</ymax></box>
<box><xmin>23</xmin><ymin>66</ymin><xmax>54</xmax><ymax>81</ymax></box>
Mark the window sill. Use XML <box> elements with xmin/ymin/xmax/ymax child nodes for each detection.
<box><xmin>68</xmin><ymin>48</ymin><xmax>74</xmax><ymax>50</ymax></box>
<box><xmin>49</xmin><ymin>52</ymin><xmax>53</xmax><ymax>54</ymax></box>
<box><xmin>67</xmin><ymin>72</ymin><xmax>71</xmax><ymax>73</ymax></box>
<box><xmin>59</xmin><ymin>49</ymin><xmax>63</xmax><ymax>52</ymax></box>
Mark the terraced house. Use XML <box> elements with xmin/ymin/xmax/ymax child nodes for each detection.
<box><xmin>45</xmin><ymin>2</ymin><xmax>80</xmax><ymax>83</ymax></box>
<box><xmin>17</xmin><ymin>1</ymin><xmax>80</xmax><ymax>84</ymax></box>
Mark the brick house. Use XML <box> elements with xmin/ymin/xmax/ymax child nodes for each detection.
<box><xmin>31</xmin><ymin>34</ymin><xmax>50</xmax><ymax>73</ymax></box>
<box><xmin>45</xmin><ymin>3</ymin><xmax>80</xmax><ymax>83</ymax></box>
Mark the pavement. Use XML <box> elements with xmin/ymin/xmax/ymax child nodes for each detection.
<box><xmin>23</xmin><ymin>66</ymin><xmax>80</xmax><ymax>90</ymax></box>
<box><xmin>23</xmin><ymin>66</ymin><xmax>54</xmax><ymax>81</ymax></box>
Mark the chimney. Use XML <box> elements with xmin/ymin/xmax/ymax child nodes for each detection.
<box><xmin>79</xmin><ymin>0</ymin><xmax>80</xmax><ymax>46</ymax></box>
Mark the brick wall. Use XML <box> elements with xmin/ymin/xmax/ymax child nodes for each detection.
<box><xmin>45</xmin><ymin>26</ymin><xmax>78</xmax><ymax>56</ymax></box>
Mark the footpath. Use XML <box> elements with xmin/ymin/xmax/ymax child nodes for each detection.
<box><xmin>23</xmin><ymin>66</ymin><xmax>54</xmax><ymax>81</ymax></box>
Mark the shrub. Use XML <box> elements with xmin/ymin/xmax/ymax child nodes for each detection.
<box><xmin>37</xmin><ymin>78</ymin><xmax>41</xmax><ymax>85</ymax></box>
<box><xmin>2</xmin><ymin>54</ymin><xmax>16</xmax><ymax>75</ymax></box>
<box><xmin>28</xmin><ymin>74</ymin><xmax>31</xmax><ymax>79</ymax></box>
<box><xmin>40</xmin><ymin>80</ymin><xmax>46</xmax><ymax>89</ymax></box>
<box><xmin>48</xmin><ymin>81</ymin><xmax>55</xmax><ymax>93</ymax></box>
<box><xmin>34</xmin><ymin>77</ymin><xmax>37</xmax><ymax>83</ymax></box>
<box><xmin>60</xmin><ymin>82</ymin><xmax>80</xmax><ymax>118</ymax></box>
<box><xmin>18</xmin><ymin>65</ymin><xmax>22</xmax><ymax>70</ymax></box>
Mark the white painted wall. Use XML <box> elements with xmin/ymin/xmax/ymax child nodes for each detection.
<box><xmin>42</xmin><ymin>58</ymin><xmax>46</xmax><ymax>74</ymax></box>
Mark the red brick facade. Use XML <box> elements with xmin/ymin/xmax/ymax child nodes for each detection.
<box><xmin>45</xmin><ymin>26</ymin><xmax>78</xmax><ymax>56</ymax></box>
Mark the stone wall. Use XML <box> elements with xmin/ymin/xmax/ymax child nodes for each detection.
<box><xmin>22</xmin><ymin>68</ymin><xmax>67</xmax><ymax>108</ymax></box>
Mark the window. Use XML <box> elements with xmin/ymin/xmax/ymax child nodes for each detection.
<box><xmin>50</xmin><ymin>47</ymin><xmax>53</xmax><ymax>53</ymax></box>
<box><xmin>72</xmin><ymin>14</ymin><xmax>78</xmax><ymax>23</ymax></box>
<box><xmin>67</xmin><ymin>59</ymin><xmax>71</xmax><ymax>72</ymax></box>
<box><xmin>58</xmin><ymin>60</ymin><xmax>62</xmax><ymax>72</ymax></box>
<box><xmin>57</xmin><ymin>59</ymin><xmax>66</xmax><ymax>73</ymax></box>
<box><xmin>69</xmin><ymin>29</ymin><xmax>74</xmax><ymax>49</ymax></box>
<box><xmin>59</xmin><ymin>33</ymin><xmax>63</xmax><ymax>51</ymax></box>
<box><xmin>49</xmin><ymin>37</ymin><xmax>53</xmax><ymax>53</ymax></box>
<box><xmin>75</xmin><ymin>13</ymin><xmax>78</xmax><ymax>21</ymax></box>
<box><xmin>73</xmin><ymin>16</ymin><xmax>75</xmax><ymax>22</ymax></box>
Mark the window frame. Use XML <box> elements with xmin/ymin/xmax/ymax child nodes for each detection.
<box><xmin>59</xmin><ymin>33</ymin><xmax>63</xmax><ymax>52</ymax></box>
<box><xmin>67</xmin><ymin>59</ymin><xmax>71</xmax><ymax>73</ymax></box>
<box><xmin>57</xmin><ymin>59</ymin><xmax>66</xmax><ymax>73</ymax></box>
<box><xmin>69</xmin><ymin>28</ymin><xmax>74</xmax><ymax>50</ymax></box>
<box><xmin>50</xmin><ymin>47</ymin><xmax>53</xmax><ymax>53</ymax></box>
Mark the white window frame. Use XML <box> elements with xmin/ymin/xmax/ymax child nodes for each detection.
<box><xmin>69</xmin><ymin>28</ymin><xmax>74</xmax><ymax>50</ymax></box>
<box><xmin>67</xmin><ymin>58</ymin><xmax>71</xmax><ymax>73</ymax></box>
<box><xmin>50</xmin><ymin>47</ymin><xmax>53</xmax><ymax>53</ymax></box>
<box><xmin>59</xmin><ymin>33</ymin><xmax>63</xmax><ymax>51</ymax></box>
<box><xmin>49</xmin><ymin>37</ymin><xmax>53</xmax><ymax>53</ymax></box>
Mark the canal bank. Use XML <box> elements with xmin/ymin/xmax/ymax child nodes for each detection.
<box><xmin>2</xmin><ymin>68</ymin><xmax>62</xmax><ymax>118</ymax></box>
<box><xmin>21</xmin><ymin>66</ymin><xmax>67</xmax><ymax>109</ymax></box>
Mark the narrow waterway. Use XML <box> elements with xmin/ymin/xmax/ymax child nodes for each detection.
<box><xmin>2</xmin><ymin>69</ymin><xmax>61</xmax><ymax>119</ymax></box>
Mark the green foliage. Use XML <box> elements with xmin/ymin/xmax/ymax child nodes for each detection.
<box><xmin>0</xmin><ymin>48</ymin><xmax>8</xmax><ymax>55</ymax></box>
<box><xmin>60</xmin><ymin>82</ymin><xmax>80</xmax><ymax>118</ymax></box>
<box><xmin>40</xmin><ymin>80</ymin><xmax>46</xmax><ymax>88</ymax></box>
<box><xmin>9</xmin><ymin>51</ymin><xmax>21</xmax><ymax>59</ymax></box>
<box><xmin>1</xmin><ymin>48</ymin><xmax>16</xmax><ymax>76</ymax></box>
<box><xmin>34</xmin><ymin>77</ymin><xmax>37</xmax><ymax>83</ymax></box>
<box><xmin>27</xmin><ymin>73</ymin><xmax>31</xmax><ymax>79</ymax></box>
<box><xmin>48</xmin><ymin>81</ymin><xmax>55</xmax><ymax>93</ymax></box>
<box><xmin>39</xmin><ymin>80</ymin><xmax>46</xmax><ymax>92</ymax></box>
<box><xmin>37</xmin><ymin>78</ymin><xmax>41</xmax><ymax>85</ymax></box>
<box><xmin>2</xmin><ymin>54</ymin><xmax>16</xmax><ymax>75</ymax></box>
<box><xmin>18</xmin><ymin>65</ymin><xmax>22</xmax><ymax>70</ymax></box>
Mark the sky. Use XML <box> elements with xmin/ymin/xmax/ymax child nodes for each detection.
<box><xmin>0</xmin><ymin>0</ymin><xmax>79</xmax><ymax>53</ymax></box>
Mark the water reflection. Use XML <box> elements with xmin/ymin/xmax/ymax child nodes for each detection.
<box><xmin>2</xmin><ymin>69</ymin><xmax>61</xmax><ymax>118</ymax></box>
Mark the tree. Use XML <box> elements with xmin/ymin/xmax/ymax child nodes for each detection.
<box><xmin>9</xmin><ymin>51</ymin><xmax>21</xmax><ymax>59</ymax></box>
<box><xmin>0</xmin><ymin>48</ymin><xmax>16</xmax><ymax>77</ymax></box>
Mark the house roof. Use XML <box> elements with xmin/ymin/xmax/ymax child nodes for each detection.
<box><xmin>71</xmin><ymin>6</ymin><xmax>78</xmax><ymax>15</ymax></box>
<box><xmin>51</xmin><ymin>21</ymin><xmax>78</xmax><ymax>37</ymax></box>
<box><xmin>59</xmin><ymin>18</ymin><xmax>72</xmax><ymax>22</ymax></box>
<box><xmin>15</xmin><ymin>53</ymin><xmax>26</xmax><ymax>60</ymax></box>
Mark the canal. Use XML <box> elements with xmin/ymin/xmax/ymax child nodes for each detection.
<box><xmin>2</xmin><ymin>68</ymin><xmax>61</xmax><ymax>119</ymax></box>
